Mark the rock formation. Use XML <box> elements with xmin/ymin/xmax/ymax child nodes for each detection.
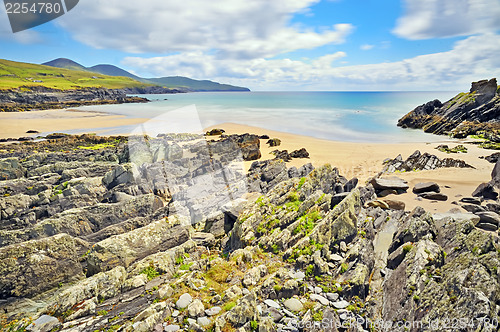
<box><xmin>0</xmin><ymin>134</ymin><xmax>498</xmax><ymax>332</ymax></box>
<box><xmin>398</xmin><ymin>78</ymin><xmax>500</xmax><ymax>139</ymax></box>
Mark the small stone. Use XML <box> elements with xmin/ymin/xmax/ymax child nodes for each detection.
<box><xmin>310</xmin><ymin>294</ymin><xmax>329</xmax><ymax>306</ymax></box>
<box><xmin>242</xmin><ymin>288</ymin><xmax>250</xmax><ymax>295</ymax></box>
<box><xmin>292</xmin><ymin>271</ymin><xmax>305</xmax><ymax>280</ymax></box>
<box><xmin>172</xmin><ymin>310</ymin><xmax>180</xmax><ymax>317</ymax></box>
<box><xmin>314</xmin><ymin>286</ymin><xmax>322</xmax><ymax>294</ymax></box>
<box><xmin>188</xmin><ymin>299</ymin><xmax>205</xmax><ymax>317</ymax></box>
<box><xmin>340</xmin><ymin>241</ymin><xmax>347</xmax><ymax>252</ymax></box>
<box><xmin>284</xmin><ymin>298</ymin><xmax>303</xmax><ymax>312</ymax></box>
<box><xmin>268</xmin><ymin>307</ymin><xmax>283</xmax><ymax>322</ymax></box>
<box><xmin>176</xmin><ymin>293</ymin><xmax>193</xmax><ymax>309</ymax></box>
<box><xmin>326</xmin><ymin>293</ymin><xmax>339</xmax><ymax>302</ymax></box>
<box><xmin>205</xmin><ymin>306</ymin><xmax>222</xmax><ymax>316</ymax></box>
<box><xmin>282</xmin><ymin>309</ymin><xmax>297</xmax><ymax>318</ymax></box>
<box><xmin>332</xmin><ymin>300</ymin><xmax>350</xmax><ymax>309</ymax></box>
<box><xmin>413</xmin><ymin>182</ymin><xmax>440</xmax><ymax>194</ymax></box>
<box><xmin>158</xmin><ymin>285</ymin><xmax>173</xmax><ymax>299</ymax></box>
<box><xmin>163</xmin><ymin>324</ymin><xmax>180</xmax><ymax>331</ymax></box>
<box><xmin>264</xmin><ymin>299</ymin><xmax>280</xmax><ymax>309</ymax></box>
<box><xmin>197</xmin><ymin>316</ymin><xmax>211</xmax><ymax>327</ymax></box>
<box><xmin>419</xmin><ymin>192</ymin><xmax>448</xmax><ymax>201</ymax></box>
<box><xmin>329</xmin><ymin>254</ymin><xmax>342</xmax><ymax>262</ymax></box>
<box><xmin>187</xmin><ymin>318</ymin><xmax>197</xmax><ymax>325</ymax></box>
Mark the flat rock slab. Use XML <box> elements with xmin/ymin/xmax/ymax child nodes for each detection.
<box><xmin>419</xmin><ymin>192</ymin><xmax>448</xmax><ymax>201</ymax></box>
<box><xmin>370</xmin><ymin>177</ymin><xmax>409</xmax><ymax>191</ymax></box>
<box><xmin>413</xmin><ymin>182</ymin><xmax>440</xmax><ymax>194</ymax></box>
<box><xmin>476</xmin><ymin>211</ymin><xmax>500</xmax><ymax>226</ymax></box>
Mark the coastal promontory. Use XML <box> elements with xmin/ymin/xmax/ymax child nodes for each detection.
<box><xmin>398</xmin><ymin>78</ymin><xmax>500</xmax><ymax>140</ymax></box>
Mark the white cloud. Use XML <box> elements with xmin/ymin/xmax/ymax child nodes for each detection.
<box><xmin>57</xmin><ymin>0</ymin><xmax>353</xmax><ymax>58</ymax></box>
<box><xmin>360</xmin><ymin>44</ymin><xmax>374</xmax><ymax>50</ymax></box>
<box><xmin>124</xmin><ymin>34</ymin><xmax>500</xmax><ymax>90</ymax></box>
<box><xmin>0</xmin><ymin>6</ymin><xmax>43</xmax><ymax>44</ymax></box>
<box><xmin>393</xmin><ymin>0</ymin><xmax>500</xmax><ymax>40</ymax></box>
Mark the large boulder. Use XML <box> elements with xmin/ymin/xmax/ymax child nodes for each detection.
<box><xmin>0</xmin><ymin>234</ymin><xmax>89</xmax><ymax>298</ymax></box>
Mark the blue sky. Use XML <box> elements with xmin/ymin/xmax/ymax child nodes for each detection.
<box><xmin>1</xmin><ymin>0</ymin><xmax>500</xmax><ymax>91</ymax></box>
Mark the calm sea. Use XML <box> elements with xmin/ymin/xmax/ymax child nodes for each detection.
<box><xmin>74</xmin><ymin>91</ymin><xmax>459</xmax><ymax>143</ymax></box>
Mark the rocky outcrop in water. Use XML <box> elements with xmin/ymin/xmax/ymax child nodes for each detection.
<box><xmin>0</xmin><ymin>134</ymin><xmax>498</xmax><ymax>331</ymax></box>
<box><xmin>398</xmin><ymin>78</ymin><xmax>500</xmax><ymax>139</ymax></box>
<box><xmin>0</xmin><ymin>86</ymin><xmax>148</xmax><ymax>112</ymax></box>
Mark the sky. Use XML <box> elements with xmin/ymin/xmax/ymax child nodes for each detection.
<box><xmin>1</xmin><ymin>0</ymin><xmax>500</xmax><ymax>91</ymax></box>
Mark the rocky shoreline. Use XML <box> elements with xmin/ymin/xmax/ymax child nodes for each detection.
<box><xmin>398</xmin><ymin>78</ymin><xmax>500</xmax><ymax>146</ymax></box>
<box><xmin>0</xmin><ymin>86</ymin><xmax>169</xmax><ymax>112</ymax></box>
<box><xmin>0</xmin><ymin>132</ymin><xmax>498</xmax><ymax>331</ymax></box>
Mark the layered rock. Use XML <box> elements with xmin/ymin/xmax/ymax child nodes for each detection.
<box><xmin>0</xmin><ymin>86</ymin><xmax>148</xmax><ymax>112</ymax></box>
<box><xmin>398</xmin><ymin>78</ymin><xmax>500</xmax><ymax>138</ymax></box>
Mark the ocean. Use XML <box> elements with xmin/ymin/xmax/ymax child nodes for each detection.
<box><xmin>74</xmin><ymin>91</ymin><xmax>459</xmax><ymax>143</ymax></box>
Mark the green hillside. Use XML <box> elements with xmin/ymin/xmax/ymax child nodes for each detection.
<box><xmin>0</xmin><ymin>59</ymin><xmax>152</xmax><ymax>90</ymax></box>
<box><xmin>41</xmin><ymin>58</ymin><xmax>250</xmax><ymax>92</ymax></box>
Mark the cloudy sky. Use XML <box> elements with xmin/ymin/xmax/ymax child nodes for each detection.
<box><xmin>1</xmin><ymin>0</ymin><xmax>500</xmax><ymax>90</ymax></box>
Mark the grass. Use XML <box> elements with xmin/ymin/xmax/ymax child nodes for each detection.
<box><xmin>140</xmin><ymin>266</ymin><xmax>160</xmax><ymax>281</ymax></box>
<box><xmin>0</xmin><ymin>59</ymin><xmax>151</xmax><ymax>90</ymax></box>
<box><xmin>223</xmin><ymin>301</ymin><xmax>237</xmax><ymax>311</ymax></box>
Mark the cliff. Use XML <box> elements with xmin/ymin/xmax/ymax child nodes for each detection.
<box><xmin>398</xmin><ymin>78</ymin><xmax>500</xmax><ymax>139</ymax></box>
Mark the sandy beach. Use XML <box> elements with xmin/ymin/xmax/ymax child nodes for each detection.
<box><xmin>0</xmin><ymin>109</ymin><xmax>148</xmax><ymax>139</ymax></box>
<box><xmin>0</xmin><ymin>109</ymin><xmax>493</xmax><ymax>213</ymax></box>
<box><xmin>206</xmin><ymin>123</ymin><xmax>493</xmax><ymax>213</ymax></box>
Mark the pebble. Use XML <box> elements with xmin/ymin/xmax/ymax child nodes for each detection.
<box><xmin>310</xmin><ymin>294</ymin><xmax>329</xmax><ymax>306</ymax></box>
<box><xmin>176</xmin><ymin>293</ymin><xmax>192</xmax><ymax>309</ymax></box>
<box><xmin>332</xmin><ymin>300</ymin><xmax>350</xmax><ymax>309</ymax></box>
<box><xmin>292</xmin><ymin>271</ymin><xmax>306</xmax><ymax>280</ymax></box>
<box><xmin>197</xmin><ymin>316</ymin><xmax>211</xmax><ymax>327</ymax></box>
<box><xmin>314</xmin><ymin>286</ymin><xmax>322</xmax><ymax>294</ymax></box>
<box><xmin>264</xmin><ymin>299</ymin><xmax>281</xmax><ymax>309</ymax></box>
<box><xmin>171</xmin><ymin>310</ymin><xmax>180</xmax><ymax>317</ymax></box>
<box><xmin>242</xmin><ymin>288</ymin><xmax>251</xmax><ymax>295</ymax></box>
<box><xmin>205</xmin><ymin>306</ymin><xmax>222</xmax><ymax>316</ymax></box>
<box><xmin>330</xmin><ymin>253</ymin><xmax>343</xmax><ymax>261</ymax></box>
<box><xmin>163</xmin><ymin>325</ymin><xmax>180</xmax><ymax>331</ymax></box>
<box><xmin>187</xmin><ymin>318</ymin><xmax>196</xmax><ymax>325</ymax></box>
<box><xmin>326</xmin><ymin>292</ymin><xmax>339</xmax><ymax>302</ymax></box>
<box><xmin>284</xmin><ymin>298</ymin><xmax>303</xmax><ymax>312</ymax></box>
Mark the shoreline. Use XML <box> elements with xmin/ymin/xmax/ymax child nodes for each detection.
<box><xmin>0</xmin><ymin>109</ymin><xmax>493</xmax><ymax>213</ymax></box>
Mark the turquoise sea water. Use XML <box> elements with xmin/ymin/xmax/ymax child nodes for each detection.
<box><xmin>75</xmin><ymin>91</ymin><xmax>459</xmax><ymax>143</ymax></box>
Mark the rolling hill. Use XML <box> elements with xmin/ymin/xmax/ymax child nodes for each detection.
<box><xmin>0</xmin><ymin>59</ymin><xmax>152</xmax><ymax>90</ymax></box>
<box><xmin>42</xmin><ymin>58</ymin><xmax>250</xmax><ymax>92</ymax></box>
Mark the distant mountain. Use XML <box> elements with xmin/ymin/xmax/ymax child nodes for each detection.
<box><xmin>88</xmin><ymin>64</ymin><xmax>142</xmax><ymax>81</ymax></box>
<box><xmin>42</xmin><ymin>58</ymin><xmax>87</xmax><ymax>72</ymax></box>
<box><xmin>147</xmin><ymin>76</ymin><xmax>250</xmax><ymax>92</ymax></box>
<box><xmin>42</xmin><ymin>58</ymin><xmax>250</xmax><ymax>92</ymax></box>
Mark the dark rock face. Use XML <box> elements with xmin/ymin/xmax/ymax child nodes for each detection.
<box><xmin>397</xmin><ymin>78</ymin><xmax>500</xmax><ymax>137</ymax></box>
<box><xmin>383</xmin><ymin>150</ymin><xmax>473</xmax><ymax>173</ymax></box>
